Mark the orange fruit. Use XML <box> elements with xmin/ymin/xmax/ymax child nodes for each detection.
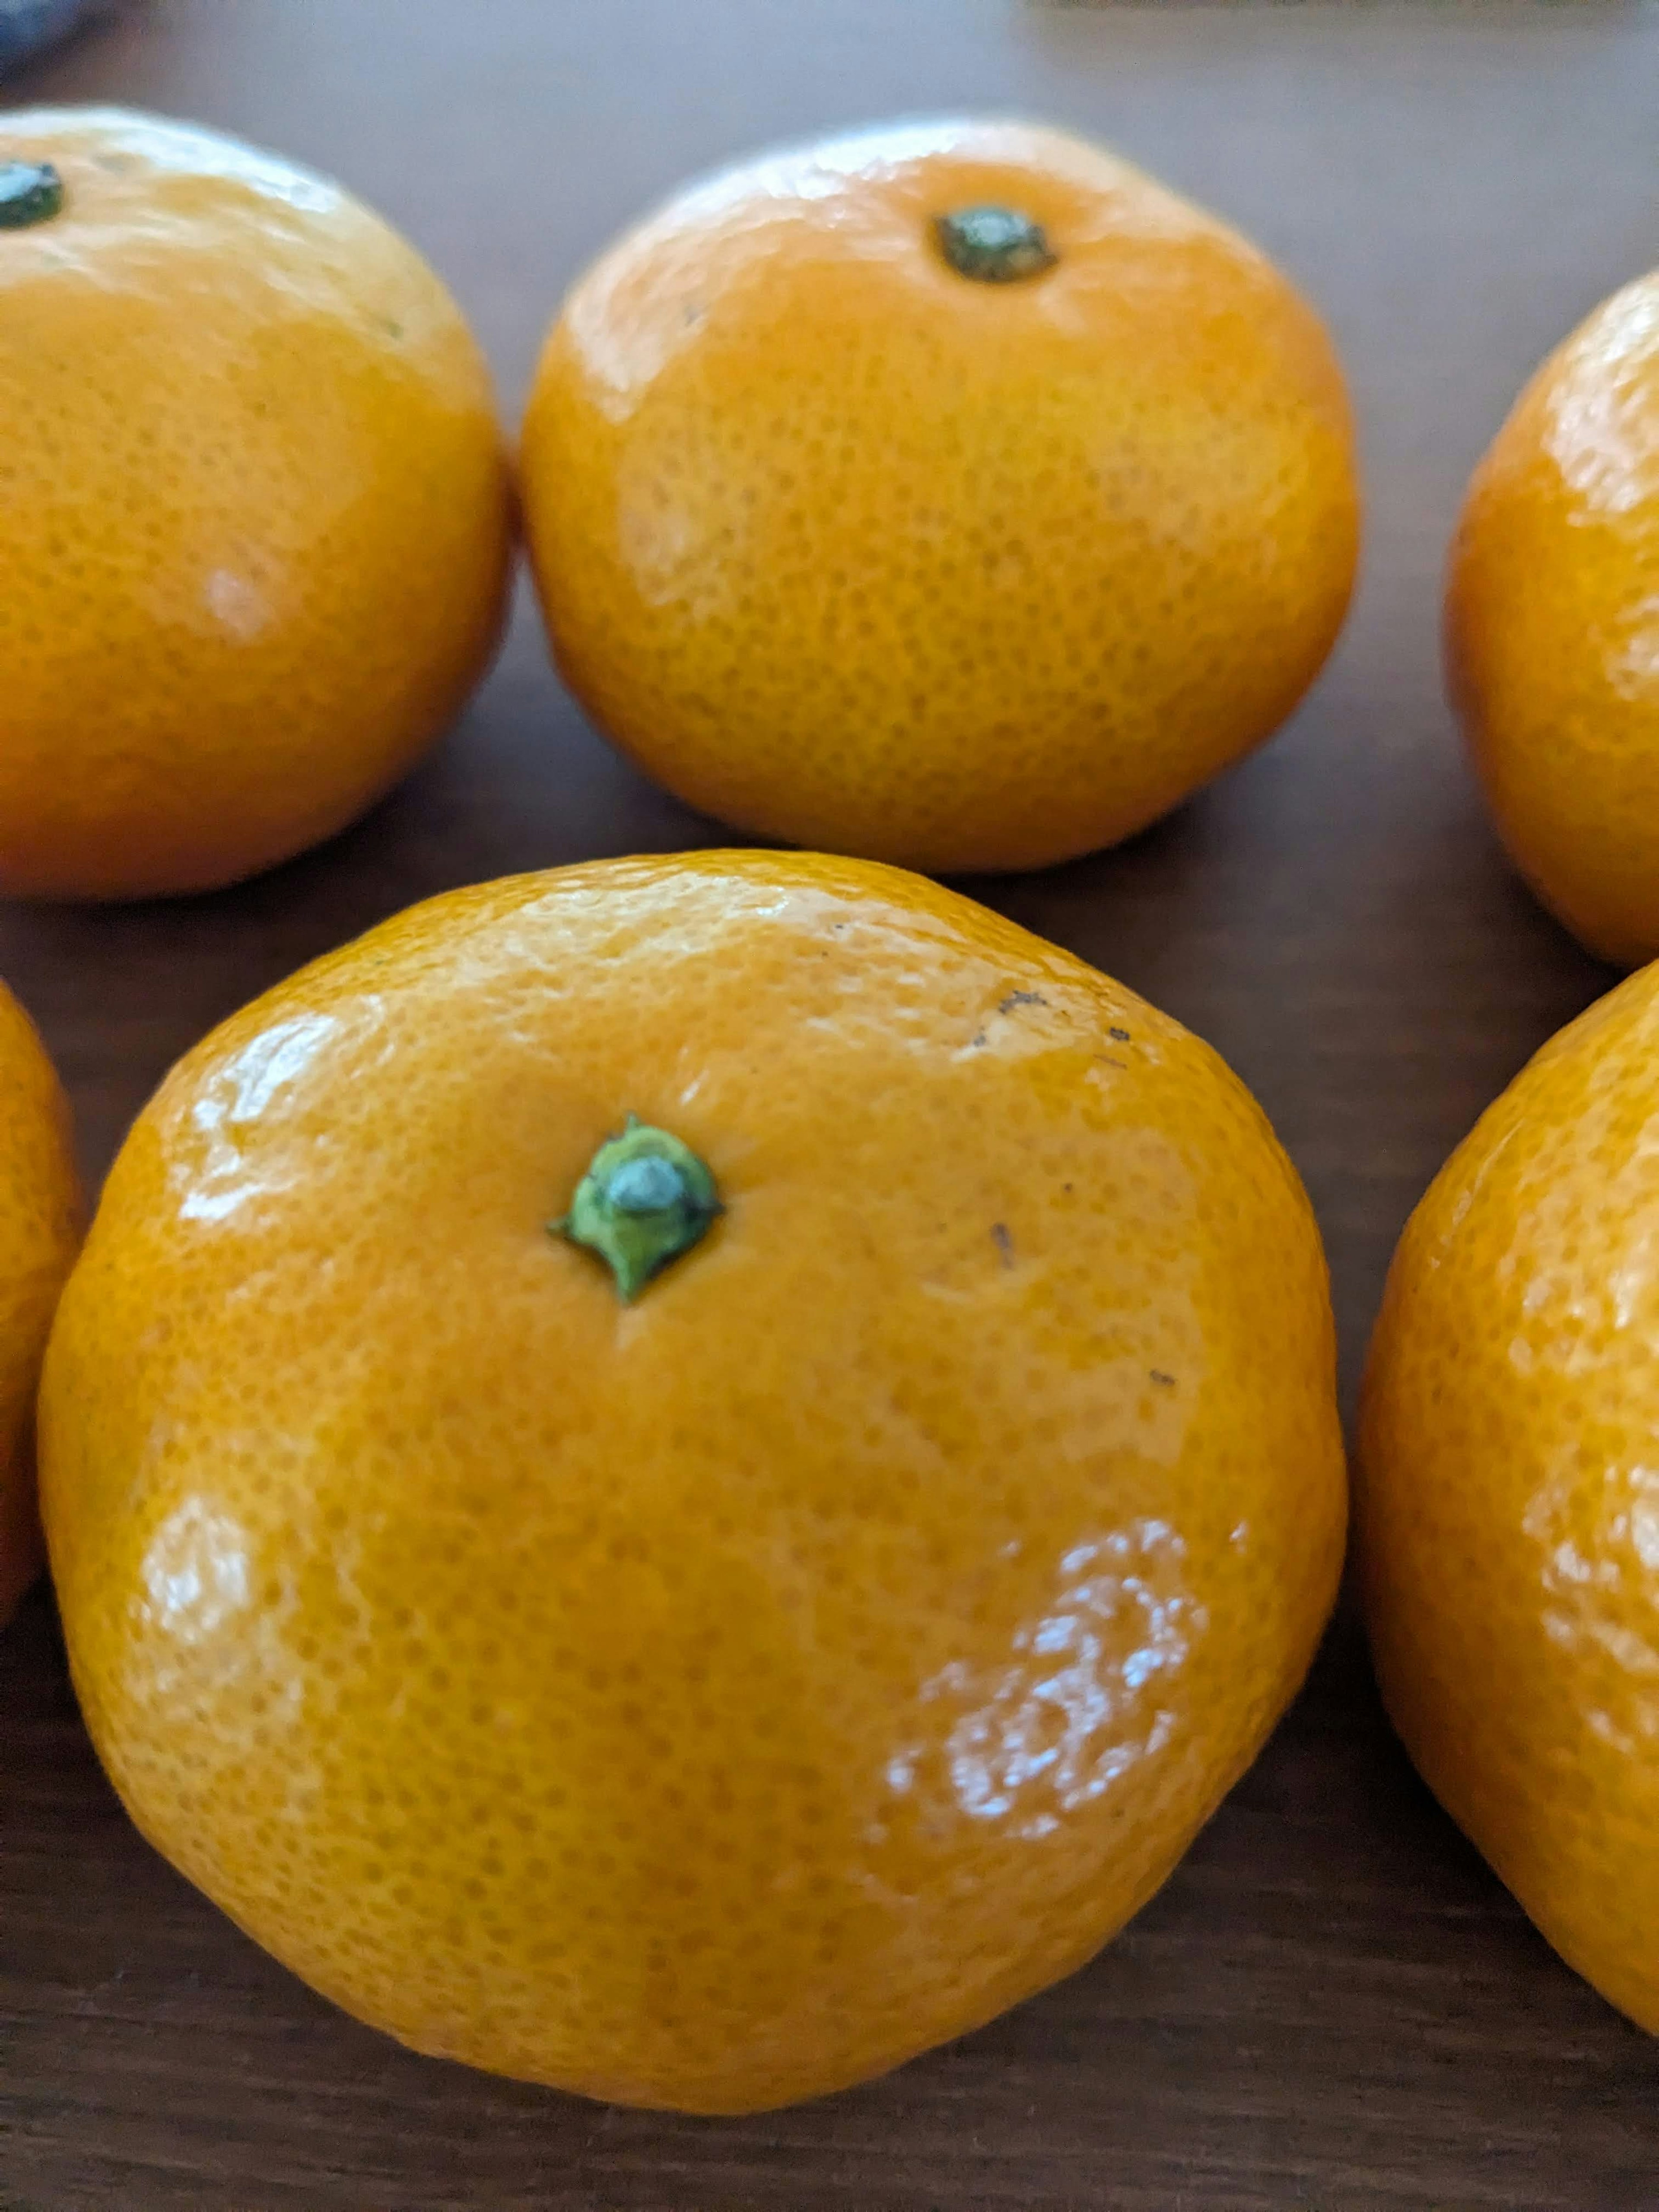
<box><xmin>1359</xmin><ymin>962</ymin><xmax>1659</xmax><ymax>2031</ymax></box>
<box><xmin>1447</xmin><ymin>270</ymin><xmax>1659</xmax><ymax>967</ymax></box>
<box><xmin>0</xmin><ymin>983</ymin><xmax>81</xmax><ymax>1629</ymax></box>
<box><xmin>0</xmin><ymin>106</ymin><xmax>513</xmax><ymax>901</ymax></box>
<box><xmin>40</xmin><ymin>850</ymin><xmax>1344</xmax><ymax>2113</ymax></box>
<box><xmin>520</xmin><ymin>118</ymin><xmax>1360</xmax><ymax>876</ymax></box>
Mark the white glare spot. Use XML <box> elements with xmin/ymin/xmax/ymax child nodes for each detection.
<box><xmin>179</xmin><ymin>1014</ymin><xmax>339</xmax><ymax>1223</ymax></box>
<box><xmin>1632</xmin><ymin>1489</ymin><xmax>1659</xmax><ymax>1573</ymax></box>
<box><xmin>219</xmin><ymin>1015</ymin><xmax>340</xmax><ymax>1123</ymax></box>
<box><xmin>885</xmin><ymin>1520</ymin><xmax>1203</xmax><ymax>1838</ymax></box>
<box><xmin>141</xmin><ymin>1500</ymin><xmax>251</xmax><ymax>1644</ymax></box>
<box><xmin>204</xmin><ymin>568</ymin><xmax>268</xmax><ymax>642</ymax></box>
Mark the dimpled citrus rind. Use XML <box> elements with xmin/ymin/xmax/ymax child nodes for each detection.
<box><xmin>1359</xmin><ymin>961</ymin><xmax>1659</xmax><ymax>2029</ymax></box>
<box><xmin>42</xmin><ymin>851</ymin><xmax>1344</xmax><ymax>2112</ymax></box>
<box><xmin>0</xmin><ymin>982</ymin><xmax>82</xmax><ymax>1627</ymax></box>
<box><xmin>521</xmin><ymin>118</ymin><xmax>1359</xmax><ymax>875</ymax></box>
<box><xmin>0</xmin><ymin>106</ymin><xmax>513</xmax><ymax>900</ymax></box>
<box><xmin>1448</xmin><ymin>270</ymin><xmax>1659</xmax><ymax>967</ymax></box>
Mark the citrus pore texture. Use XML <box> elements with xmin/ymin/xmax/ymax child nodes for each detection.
<box><xmin>521</xmin><ymin>118</ymin><xmax>1360</xmax><ymax>875</ymax></box>
<box><xmin>1360</xmin><ymin>962</ymin><xmax>1659</xmax><ymax>2030</ymax></box>
<box><xmin>0</xmin><ymin>983</ymin><xmax>81</xmax><ymax>1626</ymax></box>
<box><xmin>1448</xmin><ymin>270</ymin><xmax>1659</xmax><ymax>967</ymax></box>
<box><xmin>0</xmin><ymin>106</ymin><xmax>512</xmax><ymax>899</ymax></box>
<box><xmin>41</xmin><ymin>852</ymin><xmax>1344</xmax><ymax>2113</ymax></box>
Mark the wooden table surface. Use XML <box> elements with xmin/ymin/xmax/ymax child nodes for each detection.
<box><xmin>3</xmin><ymin>3</ymin><xmax>1657</xmax><ymax>2206</ymax></box>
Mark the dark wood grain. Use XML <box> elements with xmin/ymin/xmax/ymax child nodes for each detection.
<box><xmin>3</xmin><ymin>3</ymin><xmax>1657</xmax><ymax>2205</ymax></box>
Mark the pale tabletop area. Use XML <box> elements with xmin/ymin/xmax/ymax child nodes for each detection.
<box><xmin>3</xmin><ymin>4</ymin><xmax>1657</xmax><ymax>2207</ymax></box>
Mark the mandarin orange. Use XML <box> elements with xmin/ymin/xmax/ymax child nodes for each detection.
<box><xmin>0</xmin><ymin>106</ymin><xmax>512</xmax><ymax>900</ymax></box>
<box><xmin>0</xmin><ymin>983</ymin><xmax>81</xmax><ymax>1628</ymax></box>
<box><xmin>520</xmin><ymin>118</ymin><xmax>1359</xmax><ymax>875</ymax></box>
<box><xmin>1448</xmin><ymin>270</ymin><xmax>1659</xmax><ymax>966</ymax></box>
<box><xmin>1360</xmin><ymin>962</ymin><xmax>1659</xmax><ymax>2029</ymax></box>
<box><xmin>41</xmin><ymin>851</ymin><xmax>1344</xmax><ymax>2112</ymax></box>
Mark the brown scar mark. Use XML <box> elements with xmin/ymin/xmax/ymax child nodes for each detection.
<box><xmin>1150</xmin><ymin>1370</ymin><xmax>1176</xmax><ymax>1388</ymax></box>
<box><xmin>1109</xmin><ymin>1026</ymin><xmax>1131</xmax><ymax>1043</ymax></box>
<box><xmin>991</xmin><ymin>1223</ymin><xmax>1015</xmax><ymax>1267</ymax></box>
<box><xmin>998</xmin><ymin>990</ymin><xmax>1048</xmax><ymax>1014</ymax></box>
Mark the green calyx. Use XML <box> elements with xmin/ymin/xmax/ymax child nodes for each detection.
<box><xmin>552</xmin><ymin>1116</ymin><xmax>723</xmax><ymax>1303</ymax></box>
<box><xmin>0</xmin><ymin>162</ymin><xmax>64</xmax><ymax>230</ymax></box>
<box><xmin>932</xmin><ymin>204</ymin><xmax>1055</xmax><ymax>284</ymax></box>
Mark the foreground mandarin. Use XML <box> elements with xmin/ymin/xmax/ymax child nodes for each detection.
<box><xmin>41</xmin><ymin>852</ymin><xmax>1344</xmax><ymax>2113</ymax></box>
<box><xmin>0</xmin><ymin>983</ymin><xmax>81</xmax><ymax>1628</ymax></box>
<box><xmin>1360</xmin><ymin>963</ymin><xmax>1659</xmax><ymax>2029</ymax></box>
<box><xmin>521</xmin><ymin>118</ymin><xmax>1360</xmax><ymax>875</ymax></box>
<box><xmin>1448</xmin><ymin>269</ymin><xmax>1659</xmax><ymax>967</ymax></box>
<box><xmin>0</xmin><ymin>106</ymin><xmax>512</xmax><ymax>900</ymax></box>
